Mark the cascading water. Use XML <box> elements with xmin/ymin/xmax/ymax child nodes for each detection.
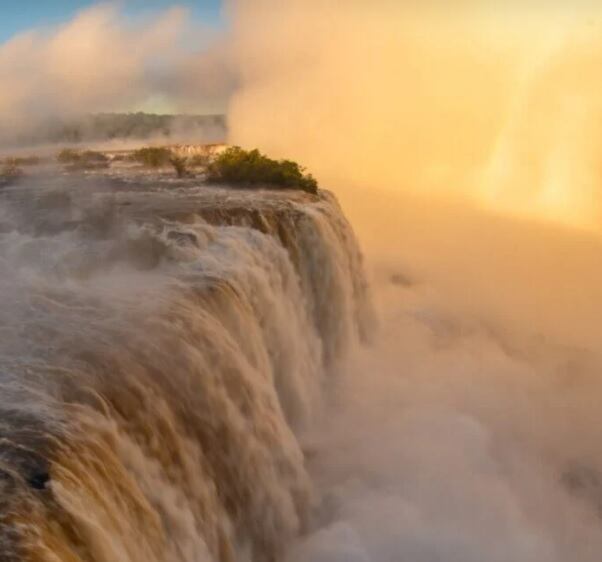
<box><xmin>0</xmin><ymin>176</ymin><xmax>372</xmax><ymax>562</ymax></box>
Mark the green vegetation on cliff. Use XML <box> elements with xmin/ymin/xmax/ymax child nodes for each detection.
<box><xmin>8</xmin><ymin>113</ymin><xmax>226</xmax><ymax>147</ymax></box>
<box><xmin>131</xmin><ymin>147</ymin><xmax>173</xmax><ymax>168</ymax></box>
<box><xmin>57</xmin><ymin>149</ymin><xmax>109</xmax><ymax>170</ymax></box>
<box><xmin>207</xmin><ymin>147</ymin><xmax>318</xmax><ymax>194</ymax></box>
<box><xmin>0</xmin><ymin>161</ymin><xmax>24</xmax><ymax>185</ymax></box>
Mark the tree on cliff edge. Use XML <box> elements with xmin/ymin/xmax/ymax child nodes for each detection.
<box><xmin>206</xmin><ymin>147</ymin><xmax>318</xmax><ymax>194</ymax></box>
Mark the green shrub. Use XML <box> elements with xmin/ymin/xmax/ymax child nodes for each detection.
<box><xmin>169</xmin><ymin>155</ymin><xmax>190</xmax><ymax>178</ymax></box>
<box><xmin>206</xmin><ymin>147</ymin><xmax>318</xmax><ymax>194</ymax></box>
<box><xmin>58</xmin><ymin>149</ymin><xmax>109</xmax><ymax>170</ymax></box>
<box><xmin>4</xmin><ymin>156</ymin><xmax>42</xmax><ymax>167</ymax></box>
<box><xmin>81</xmin><ymin>150</ymin><xmax>108</xmax><ymax>163</ymax></box>
<box><xmin>188</xmin><ymin>154</ymin><xmax>210</xmax><ymax>168</ymax></box>
<box><xmin>57</xmin><ymin>149</ymin><xmax>81</xmax><ymax>164</ymax></box>
<box><xmin>132</xmin><ymin>147</ymin><xmax>173</xmax><ymax>168</ymax></box>
<box><xmin>0</xmin><ymin>162</ymin><xmax>24</xmax><ymax>184</ymax></box>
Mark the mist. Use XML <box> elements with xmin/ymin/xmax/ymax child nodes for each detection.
<box><xmin>226</xmin><ymin>1</ymin><xmax>602</xmax><ymax>560</ymax></box>
<box><xmin>3</xmin><ymin>1</ymin><xmax>602</xmax><ymax>560</ymax></box>
<box><xmin>228</xmin><ymin>0</ymin><xmax>602</xmax><ymax>229</ymax></box>
<box><xmin>0</xmin><ymin>3</ymin><xmax>234</xmax><ymax>142</ymax></box>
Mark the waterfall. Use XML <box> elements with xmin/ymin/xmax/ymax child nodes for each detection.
<box><xmin>0</xmin><ymin>178</ymin><xmax>372</xmax><ymax>562</ymax></box>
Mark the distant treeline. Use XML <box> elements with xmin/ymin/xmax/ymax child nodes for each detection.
<box><xmin>4</xmin><ymin>113</ymin><xmax>227</xmax><ymax>147</ymax></box>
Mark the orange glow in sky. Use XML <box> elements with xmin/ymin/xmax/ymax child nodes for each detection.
<box><xmin>229</xmin><ymin>1</ymin><xmax>602</xmax><ymax>231</ymax></box>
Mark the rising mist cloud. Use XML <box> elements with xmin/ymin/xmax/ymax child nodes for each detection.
<box><xmin>227</xmin><ymin>0</ymin><xmax>602</xmax><ymax>229</ymax></box>
<box><xmin>0</xmin><ymin>3</ymin><xmax>235</xmax><ymax>140</ymax></box>
<box><xmin>223</xmin><ymin>6</ymin><xmax>602</xmax><ymax>560</ymax></box>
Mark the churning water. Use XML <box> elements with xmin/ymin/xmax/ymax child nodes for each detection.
<box><xmin>4</xmin><ymin>172</ymin><xmax>602</xmax><ymax>562</ymax></box>
<box><xmin>0</xmin><ymin>175</ymin><xmax>372</xmax><ymax>561</ymax></box>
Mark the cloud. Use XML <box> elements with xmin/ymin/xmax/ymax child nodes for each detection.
<box><xmin>223</xmin><ymin>3</ymin><xmax>602</xmax><ymax>560</ymax></box>
<box><xmin>0</xmin><ymin>3</ymin><xmax>235</xmax><ymax>139</ymax></box>
<box><xmin>227</xmin><ymin>0</ymin><xmax>602</xmax><ymax>230</ymax></box>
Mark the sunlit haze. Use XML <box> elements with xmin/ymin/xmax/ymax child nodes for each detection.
<box><xmin>1</xmin><ymin>2</ymin><xmax>602</xmax><ymax>562</ymax></box>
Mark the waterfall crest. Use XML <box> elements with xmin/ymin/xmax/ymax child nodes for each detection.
<box><xmin>0</xmin><ymin>179</ymin><xmax>372</xmax><ymax>562</ymax></box>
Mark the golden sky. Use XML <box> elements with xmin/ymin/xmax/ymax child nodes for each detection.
<box><xmin>228</xmin><ymin>1</ymin><xmax>602</xmax><ymax>230</ymax></box>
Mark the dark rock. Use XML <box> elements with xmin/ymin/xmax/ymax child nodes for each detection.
<box><xmin>167</xmin><ymin>230</ymin><xmax>199</xmax><ymax>247</ymax></box>
<box><xmin>27</xmin><ymin>471</ymin><xmax>49</xmax><ymax>491</ymax></box>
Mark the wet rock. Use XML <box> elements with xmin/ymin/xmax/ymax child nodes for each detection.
<box><xmin>27</xmin><ymin>471</ymin><xmax>49</xmax><ymax>491</ymax></box>
<box><xmin>167</xmin><ymin>230</ymin><xmax>199</xmax><ymax>247</ymax></box>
